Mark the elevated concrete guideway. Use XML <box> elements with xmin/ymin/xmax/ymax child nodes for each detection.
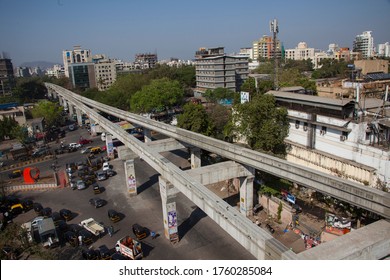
<box><xmin>46</xmin><ymin>83</ymin><xmax>390</xmax><ymax>220</ymax></box>
<box><xmin>46</xmin><ymin>84</ymin><xmax>390</xmax><ymax>259</ymax></box>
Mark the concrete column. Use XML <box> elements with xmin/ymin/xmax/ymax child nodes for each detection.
<box><xmin>124</xmin><ymin>158</ymin><xmax>137</xmax><ymax>196</ymax></box>
<box><xmin>239</xmin><ymin>166</ymin><xmax>255</xmax><ymax>217</ymax></box>
<box><xmin>58</xmin><ymin>95</ymin><xmax>63</xmax><ymax>105</ymax></box>
<box><xmin>68</xmin><ymin>103</ymin><xmax>74</xmax><ymax>118</ymax></box>
<box><xmin>76</xmin><ymin>108</ymin><xmax>83</xmax><ymax>127</ymax></box>
<box><xmin>159</xmin><ymin>176</ymin><xmax>179</xmax><ymax>243</ymax></box>
<box><xmin>105</xmin><ymin>133</ymin><xmax>115</xmax><ymax>160</ymax></box>
<box><xmin>89</xmin><ymin>119</ymin><xmax>97</xmax><ymax>136</ymax></box>
<box><xmin>190</xmin><ymin>147</ymin><xmax>201</xmax><ymax>169</ymax></box>
<box><xmin>143</xmin><ymin>128</ymin><xmax>152</xmax><ymax>143</ymax></box>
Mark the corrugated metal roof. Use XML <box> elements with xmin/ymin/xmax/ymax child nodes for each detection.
<box><xmin>267</xmin><ymin>91</ymin><xmax>354</xmax><ymax>107</ymax></box>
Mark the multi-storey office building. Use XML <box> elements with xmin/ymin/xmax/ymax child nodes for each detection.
<box><xmin>252</xmin><ymin>35</ymin><xmax>282</xmax><ymax>61</ymax></box>
<box><xmin>195</xmin><ymin>47</ymin><xmax>248</xmax><ymax>95</ymax></box>
<box><xmin>62</xmin><ymin>45</ymin><xmax>92</xmax><ymax>77</ymax></box>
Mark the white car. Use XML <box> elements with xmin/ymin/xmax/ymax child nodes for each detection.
<box><xmin>102</xmin><ymin>162</ymin><xmax>110</xmax><ymax>172</ymax></box>
<box><xmin>69</xmin><ymin>143</ymin><xmax>82</xmax><ymax>149</ymax></box>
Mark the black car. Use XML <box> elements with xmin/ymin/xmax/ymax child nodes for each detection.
<box><xmin>111</xmin><ymin>253</ymin><xmax>128</xmax><ymax>260</ymax></box>
<box><xmin>108</xmin><ymin>209</ymin><xmax>121</xmax><ymax>223</ymax></box>
<box><xmin>42</xmin><ymin>207</ymin><xmax>52</xmax><ymax>218</ymax></box>
<box><xmin>33</xmin><ymin>202</ymin><xmax>43</xmax><ymax>215</ymax></box>
<box><xmin>78</xmin><ymin>229</ymin><xmax>93</xmax><ymax>245</ymax></box>
<box><xmin>68</xmin><ymin>224</ymin><xmax>83</xmax><ymax>234</ymax></box>
<box><xmin>21</xmin><ymin>199</ymin><xmax>33</xmax><ymax>211</ymax></box>
<box><xmin>89</xmin><ymin>198</ymin><xmax>105</xmax><ymax>208</ymax></box>
<box><xmin>51</xmin><ymin>212</ymin><xmax>64</xmax><ymax>226</ymax></box>
<box><xmin>92</xmin><ymin>183</ymin><xmax>101</xmax><ymax>194</ymax></box>
<box><xmin>97</xmin><ymin>245</ymin><xmax>112</xmax><ymax>260</ymax></box>
<box><xmin>132</xmin><ymin>223</ymin><xmax>149</xmax><ymax>240</ymax></box>
<box><xmin>59</xmin><ymin>209</ymin><xmax>73</xmax><ymax>221</ymax></box>
<box><xmin>82</xmin><ymin>249</ymin><xmax>100</xmax><ymax>260</ymax></box>
<box><xmin>106</xmin><ymin>169</ymin><xmax>116</xmax><ymax>177</ymax></box>
<box><xmin>64</xmin><ymin>231</ymin><xmax>78</xmax><ymax>247</ymax></box>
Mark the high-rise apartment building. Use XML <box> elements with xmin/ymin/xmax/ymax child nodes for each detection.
<box><xmin>0</xmin><ymin>54</ymin><xmax>15</xmax><ymax>95</ymax></box>
<box><xmin>377</xmin><ymin>42</ymin><xmax>390</xmax><ymax>58</ymax></box>
<box><xmin>252</xmin><ymin>35</ymin><xmax>282</xmax><ymax>61</ymax></box>
<box><xmin>353</xmin><ymin>31</ymin><xmax>374</xmax><ymax>59</ymax></box>
<box><xmin>62</xmin><ymin>45</ymin><xmax>92</xmax><ymax>77</ymax></box>
<box><xmin>195</xmin><ymin>47</ymin><xmax>248</xmax><ymax>95</ymax></box>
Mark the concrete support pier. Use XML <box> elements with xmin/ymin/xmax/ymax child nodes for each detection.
<box><xmin>144</xmin><ymin>128</ymin><xmax>152</xmax><ymax>143</ymax></box>
<box><xmin>76</xmin><ymin>108</ymin><xmax>83</xmax><ymax>127</ymax></box>
<box><xmin>124</xmin><ymin>158</ymin><xmax>138</xmax><ymax>196</ymax></box>
<box><xmin>190</xmin><ymin>147</ymin><xmax>201</xmax><ymax>169</ymax></box>
<box><xmin>239</xmin><ymin>166</ymin><xmax>255</xmax><ymax>217</ymax></box>
<box><xmin>105</xmin><ymin>133</ymin><xmax>115</xmax><ymax>159</ymax></box>
<box><xmin>159</xmin><ymin>176</ymin><xmax>179</xmax><ymax>243</ymax></box>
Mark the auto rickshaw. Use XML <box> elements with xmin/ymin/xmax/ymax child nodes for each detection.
<box><xmin>108</xmin><ymin>209</ymin><xmax>120</xmax><ymax>223</ymax></box>
<box><xmin>132</xmin><ymin>223</ymin><xmax>148</xmax><ymax>240</ymax></box>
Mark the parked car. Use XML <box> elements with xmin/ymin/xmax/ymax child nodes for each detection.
<box><xmin>96</xmin><ymin>171</ymin><xmax>107</xmax><ymax>181</ymax></box>
<box><xmin>69</xmin><ymin>143</ymin><xmax>82</xmax><ymax>149</ymax></box>
<box><xmin>78</xmin><ymin>139</ymin><xmax>93</xmax><ymax>145</ymax></box>
<box><xmin>42</xmin><ymin>207</ymin><xmax>52</xmax><ymax>218</ymax></box>
<box><xmin>92</xmin><ymin>183</ymin><xmax>101</xmax><ymax>194</ymax></box>
<box><xmin>89</xmin><ymin>198</ymin><xmax>105</xmax><ymax>208</ymax></box>
<box><xmin>76</xmin><ymin>180</ymin><xmax>86</xmax><ymax>190</ymax></box>
<box><xmin>108</xmin><ymin>209</ymin><xmax>121</xmax><ymax>223</ymax></box>
<box><xmin>106</xmin><ymin>169</ymin><xmax>116</xmax><ymax>177</ymax></box>
<box><xmin>102</xmin><ymin>162</ymin><xmax>110</xmax><ymax>172</ymax></box>
<box><xmin>64</xmin><ymin>231</ymin><xmax>78</xmax><ymax>247</ymax></box>
<box><xmin>51</xmin><ymin>212</ymin><xmax>64</xmax><ymax>226</ymax></box>
<box><xmin>132</xmin><ymin>223</ymin><xmax>149</xmax><ymax>240</ymax></box>
<box><xmin>21</xmin><ymin>199</ymin><xmax>33</xmax><ymax>211</ymax></box>
<box><xmin>33</xmin><ymin>203</ymin><xmax>43</xmax><ymax>215</ymax></box>
<box><xmin>59</xmin><ymin>209</ymin><xmax>73</xmax><ymax>221</ymax></box>
<box><xmin>81</xmin><ymin>146</ymin><xmax>93</xmax><ymax>154</ymax></box>
<box><xmin>79</xmin><ymin>229</ymin><xmax>94</xmax><ymax>245</ymax></box>
<box><xmin>82</xmin><ymin>248</ymin><xmax>100</xmax><ymax>260</ymax></box>
<box><xmin>8</xmin><ymin>169</ymin><xmax>22</xmax><ymax>179</ymax></box>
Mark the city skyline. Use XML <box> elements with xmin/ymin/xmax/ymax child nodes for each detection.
<box><xmin>1</xmin><ymin>0</ymin><xmax>389</xmax><ymax>67</ymax></box>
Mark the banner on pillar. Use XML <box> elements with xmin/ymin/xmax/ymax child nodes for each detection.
<box><xmin>125</xmin><ymin>160</ymin><xmax>137</xmax><ymax>195</ymax></box>
<box><xmin>106</xmin><ymin>133</ymin><xmax>115</xmax><ymax>159</ymax></box>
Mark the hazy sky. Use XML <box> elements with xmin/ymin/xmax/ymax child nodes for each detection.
<box><xmin>1</xmin><ymin>0</ymin><xmax>389</xmax><ymax>66</ymax></box>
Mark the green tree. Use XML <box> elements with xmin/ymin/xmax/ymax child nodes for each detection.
<box><xmin>10</xmin><ymin>125</ymin><xmax>29</xmax><ymax>145</ymax></box>
<box><xmin>207</xmin><ymin>104</ymin><xmax>231</xmax><ymax>140</ymax></box>
<box><xmin>311</xmin><ymin>58</ymin><xmax>349</xmax><ymax>79</ymax></box>
<box><xmin>0</xmin><ymin>116</ymin><xmax>19</xmax><ymax>141</ymax></box>
<box><xmin>229</xmin><ymin>93</ymin><xmax>289</xmax><ymax>155</ymax></box>
<box><xmin>13</xmin><ymin>77</ymin><xmax>47</xmax><ymax>103</ymax></box>
<box><xmin>130</xmin><ymin>78</ymin><xmax>184</xmax><ymax>113</ymax></box>
<box><xmin>31</xmin><ymin>100</ymin><xmax>63</xmax><ymax>128</ymax></box>
<box><xmin>203</xmin><ymin>88</ymin><xmax>236</xmax><ymax>103</ymax></box>
<box><xmin>177</xmin><ymin>103</ymin><xmax>212</xmax><ymax>135</ymax></box>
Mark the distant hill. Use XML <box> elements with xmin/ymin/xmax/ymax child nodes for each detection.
<box><xmin>19</xmin><ymin>61</ymin><xmax>61</xmax><ymax>70</ymax></box>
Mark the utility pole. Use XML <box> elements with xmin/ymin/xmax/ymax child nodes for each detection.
<box><xmin>270</xmin><ymin>19</ymin><xmax>279</xmax><ymax>90</ymax></box>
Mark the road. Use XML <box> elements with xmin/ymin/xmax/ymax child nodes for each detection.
<box><xmin>7</xmin><ymin>125</ymin><xmax>254</xmax><ymax>260</ymax></box>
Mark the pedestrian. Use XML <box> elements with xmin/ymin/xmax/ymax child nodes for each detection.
<box><xmin>78</xmin><ymin>235</ymin><xmax>83</xmax><ymax>246</ymax></box>
<box><xmin>150</xmin><ymin>231</ymin><xmax>156</xmax><ymax>239</ymax></box>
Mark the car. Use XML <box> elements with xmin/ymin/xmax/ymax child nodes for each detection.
<box><xmin>78</xmin><ymin>139</ymin><xmax>93</xmax><ymax>145</ymax></box>
<box><xmin>78</xmin><ymin>229</ymin><xmax>94</xmax><ymax>245</ymax></box>
<box><xmin>102</xmin><ymin>162</ymin><xmax>110</xmax><ymax>172</ymax></box>
<box><xmin>108</xmin><ymin>209</ymin><xmax>121</xmax><ymax>223</ymax></box>
<box><xmin>89</xmin><ymin>198</ymin><xmax>105</xmax><ymax>208</ymax></box>
<box><xmin>8</xmin><ymin>169</ymin><xmax>22</xmax><ymax>179</ymax></box>
<box><xmin>106</xmin><ymin>169</ymin><xmax>116</xmax><ymax>177</ymax></box>
<box><xmin>81</xmin><ymin>146</ymin><xmax>93</xmax><ymax>154</ymax></box>
<box><xmin>64</xmin><ymin>231</ymin><xmax>78</xmax><ymax>247</ymax></box>
<box><xmin>96</xmin><ymin>171</ymin><xmax>107</xmax><ymax>181</ymax></box>
<box><xmin>82</xmin><ymin>248</ymin><xmax>100</xmax><ymax>260</ymax></box>
<box><xmin>111</xmin><ymin>253</ymin><xmax>128</xmax><ymax>260</ymax></box>
<box><xmin>97</xmin><ymin>245</ymin><xmax>112</xmax><ymax>260</ymax></box>
<box><xmin>68</xmin><ymin>224</ymin><xmax>83</xmax><ymax>234</ymax></box>
<box><xmin>59</xmin><ymin>209</ymin><xmax>73</xmax><ymax>221</ymax></box>
<box><xmin>70</xmin><ymin>180</ymin><xmax>77</xmax><ymax>190</ymax></box>
<box><xmin>92</xmin><ymin>183</ymin><xmax>101</xmax><ymax>194</ymax></box>
<box><xmin>21</xmin><ymin>199</ymin><xmax>33</xmax><ymax>211</ymax></box>
<box><xmin>69</xmin><ymin>143</ymin><xmax>81</xmax><ymax>149</ymax></box>
<box><xmin>10</xmin><ymin>203</ymin><xmax>25</xmax><ymax>215</ymax></box>
<box><xmin>33</xmin><ymin>202</ymin><xmax>43</xmax><ymax>215</ymax></box>
<box><xmin>132</xmin><ymin>223</ymin><xmax>149</xmax><ymax>240</ymax></box>
<box><xmin>76</xmin><ymin>180</ymin><xmax>86</xmax><ymax>190</ymax></box>
<box><xmin>51</xmin><ymin>212</ymin><xmax>64</xmax><ymax>226</ymax></box>
<box><xmin>42</xmin><ymin>207</ymin><xmax>52</xmax><ymax>218</ymax></box>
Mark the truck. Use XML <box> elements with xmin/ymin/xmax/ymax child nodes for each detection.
<box><xmin>37</xmin><ymin>218</ymin><xmax>59</xmax><ymax>248</ymax></box>
<box><xmin>9</xmin><ymin>146</ymin><xmax>28</xmax><ymax>161</ymax></box>
<box><xmin>80</xmin><ymin>218</ymin><xmax>105</xmax><ymax>236</ymax></box>
<box><xmin>115</xmin><ymin>235</ymin><xmax>143</xmax><ymax>260</ymax></box>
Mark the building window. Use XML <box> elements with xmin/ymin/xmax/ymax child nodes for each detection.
<box><xmin>295</xmin><ymin>120</ymin><xmax>300</xmax><ymax>129</ymax></box>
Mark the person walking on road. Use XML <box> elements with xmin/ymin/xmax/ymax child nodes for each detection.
<box><xmin>108</xmin><ymin>225</ymin><xmax>114</xmax><ymax>237</ymax></box>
